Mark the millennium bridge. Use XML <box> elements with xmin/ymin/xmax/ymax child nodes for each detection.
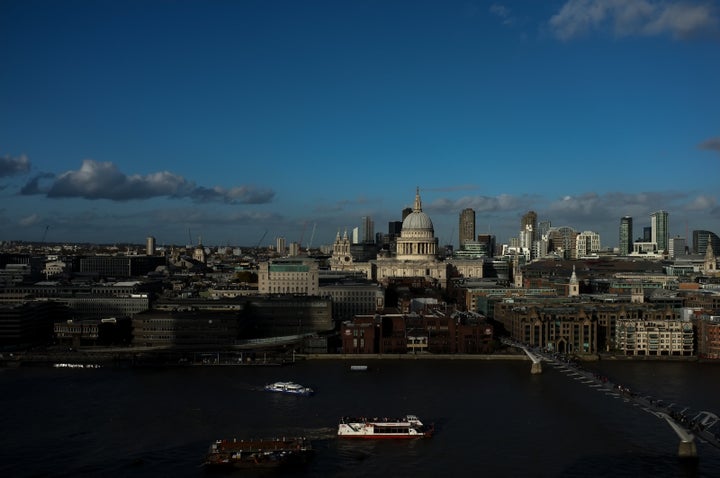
<box><xmin>502</xmin><ymin>337</ymin><xmax>720</xmax><ymax>459</ymax></box>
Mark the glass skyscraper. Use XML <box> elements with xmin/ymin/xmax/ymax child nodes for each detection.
<box><xmin>651</xmin><ymin>210</ymin><xmax>669</xmax><ymax>253</ymax></box>
<box><xmin>619</xmin><ymin>216</ymin><xmax>633</xmax><ymax>255</ymax></box>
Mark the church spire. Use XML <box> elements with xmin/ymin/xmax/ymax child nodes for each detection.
<box><xmin>414</xmin><ymin>186</ymin><xmax>422</xmax><ymax>212</ymax></box>
<box><xmin>568</xmin><ymin>265</ymin><xmax>579</xmax><ymax>297</ymax></box>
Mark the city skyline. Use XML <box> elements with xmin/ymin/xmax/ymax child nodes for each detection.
<box><xmin>1</xmin><ymin>1</ymin><xmax>719</xmax><ymax>248</ymax></box>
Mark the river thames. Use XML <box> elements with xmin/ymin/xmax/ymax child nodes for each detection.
<box><xmin>2</xmin><ymin>358</ymin><xmax>719</xmax><ymax>477</ymax></box>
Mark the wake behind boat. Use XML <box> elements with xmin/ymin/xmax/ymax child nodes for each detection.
<box><xmin>337</xmin><ymin>414</ymin><xmax>434</xmax><ymax>439</ymax></box>
<box><xmin>265</xmin><ymin>381</ymin><xmax>314</xmax><ymax>396</ymax></box>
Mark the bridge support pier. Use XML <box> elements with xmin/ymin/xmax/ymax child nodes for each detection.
<box><xmin>530</xmin><ymin>362</ymin><xmax>542</xmax><ymax>374</ymax></box>
<box><xmin>678</xmin><ymin>440</ymin><xmax>697</xmax><ymax>459</ymax></box>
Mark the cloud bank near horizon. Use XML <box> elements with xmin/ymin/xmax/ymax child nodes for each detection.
<box><xmin>18</xmin><ymin>159</ymin><xmax>275</xmax><ymax>205</ymax></box>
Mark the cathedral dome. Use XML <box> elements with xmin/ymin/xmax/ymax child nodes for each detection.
<box><xmin>401</xmin><ymin>188</ymin><xmax>434</xmax><ymax>234</ymax></box>
<box><xmin>402</xmin><ymin>210</ymin><xmax>434</xmax><ymax>232</ymax></box>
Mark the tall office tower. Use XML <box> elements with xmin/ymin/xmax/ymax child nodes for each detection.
<box><xmin>352</xmin><ymin>227</ymin><xmax>360</xmax><ymax>244</ymax></box>
<box><xmin>459</xmin><ymin>208</ymin><xmax>476</xmax><ymax>249</ymax></box>
<box><xmin>619</xmin><ymin>216</ymin><xmax>633</xmax><ymax>256</ymax></box>
<box><xmin>361</xmin><ymin>216</ymin><xmax>375</xmax><ymax>243</ymax></box>
<box><xmin>402</xmin><ymin>207</ymin><xmax>413</xmax><ymax>221</ymax></box>
<box><xmin>643</xmin><ymin>226</ymin><xmax>652</xmax><ymax>242</ymax></box>
<box><xmin>388</xmin><ymin>221</ymin><xmax>403</xmax><ymax>237</ymax></box>
<box><xmin>693</xmin><ymin>230</ymin><xmax>720</xmax><ymax>254</ymax></box>
<box><xmin>651</xmin><ymin>210</ymin><xmax>669</xmax><ymax>252</ymax></box>
<box><xmin>520</xmin><ymin>211</ymin><xmax>537</xmax><ymax>250</ymax></box>
<box><xmin>276</xmin><ymin>236</ymin><xmax>286</xmax><ymax>255</ymax></box>
<box><xmin>477</xmin><ymin>234</ymin><xmax>496</xmax><ymax>257</ymax></box>
<box><xmin>146</xmin><ymin>236</ymin><xmax>156</xmax><ymax>256</ymax></box>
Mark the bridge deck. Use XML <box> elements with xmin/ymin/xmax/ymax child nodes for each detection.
<box><xmin>502</xmin><ymin>338</ymin><xmax>720</xmax><ymax>451</ymax></box>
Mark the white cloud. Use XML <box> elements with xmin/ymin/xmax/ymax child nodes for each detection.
<box><xmin>549</xmin><ymin>0</ymin><xmax>719</xmax><ymax>40</ymax></box>
<box><xmin>19</xmin><ymin>213</ymin><xmax>41</xmax><ymax>227</ymax></box>
<box><xmin>685</xmin><ymin>195</ymin><xmax>717</xmax><ymax>211</ymax></box>
<box><xmin>0</xmin><ymin>153</ymin><xmax>31</xmax><ymax>177</ymax></box>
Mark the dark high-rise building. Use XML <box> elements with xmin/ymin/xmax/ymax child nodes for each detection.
<box><xmin>388</xmin><ymin>221</ymin><xmax>403</xmax><ymax>236</ymax></box>
<box><xmin>643</xmin><ymin>226</ymin><xmax>652</xmax><ymax>242</ymax></box>
<box><xmin>361</xmin><ymin>216</ymin><xmax>374</xmax><ymax>244</ymax></box>
<box><xmin>402</xmin><ymin>207</ymin><xmax>413</xmax><ymax>221</ymax></box>
<box><xmin>619</xmin><ymin>216</ymin><xmax>633</xmax><ymax>256</ymax></box>
<box><xmin>476</xmin><ymin>234</ymin><xmax>496</xmax><ymax>257</ymax></box>
<box><xmin>693</xmin><ymin>230</ymin><xmax>720</xmax><ymax>254</ymax></box>
<box><xmin>459</xmin><ymin>208</ymin><xmax>476</xmax><ymax>249</ymax></box>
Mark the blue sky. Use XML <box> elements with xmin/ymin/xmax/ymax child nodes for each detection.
<box><xmin>1</xmin><ymin>0</ymin><xmax>719</xmax><ymax>250</ymax></box>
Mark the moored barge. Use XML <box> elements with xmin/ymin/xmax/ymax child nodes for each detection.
<box><xmin>204</xmin><ymin>436</ymin><xmax>313</xmax><ymax>469</ymax></box>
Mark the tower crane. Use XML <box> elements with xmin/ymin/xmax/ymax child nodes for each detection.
<box><xmin>255</xmin><ymin>229</ymin><xmax>268</xmax><ymax>249</ymax></box>
<box><xmin>307</xmin><ymin>223</ymin><xmax>317</xmax><ymax>250</ymax></box>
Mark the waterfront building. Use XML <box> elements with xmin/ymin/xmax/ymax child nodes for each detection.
<box><xmin>257</xmin><ymin>258</ymin><xmax>319</xmax><ymax>295</ymax></box>
<box><xmin>132</xmin><ymin>308</ymin><xmax>243</xmax><ymax>348</ymax></box>
<box><xmin>619</xmin><ymin>216</ymin><xmax>633</xmax><ymax>256</ymax></box>
<box><xmin>340</xmin><ymin>306</ymin><xmax>494</xmax><ymax>354</ymax></box>
<box><xmin>319</xmin><ymin>279</ymin><xmax>384</xmax><ymax>324</ymax></box>
<box><xmin>0</xmin><ymin>301</ymin><xmax>63</xmax><ymax>346</ymax></box>
<box><xmin>651</xmin><ymin>210</ymin><xmax>669</xmax><ymax>253</ymax></box>
<box><xmin>493</xmin><ymin>301</ymin><xmax>598</xmax><ymax>355</ymax></box>
<box><xmin>459</xmin><ymin>208</ymin><xmax>476</xmax><ymax>249</ymax></box>
<box><xmin>697</xmin><ymin>317</ymin><xmax>720</xmax><ymax>359</ymax></box>
<box><xmin>241</xmin><ymin>296</ymin><xmax>333</xmax><ymax>337</ymax></box>
<box><xmin>615</xmin><ymin>316</ymin><xmax>693</xmax><ymax>356</ymax></box>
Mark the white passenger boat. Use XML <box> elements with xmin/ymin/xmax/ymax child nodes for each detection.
<box><xmin>337</xmin><ymin>414</ymin><xmax>433</xmax><ymax>439</ymax></box>
<box><xmin>264</xmin><ymin>381</ymin><xmax>313</xmax><ymax>396</ymax></box>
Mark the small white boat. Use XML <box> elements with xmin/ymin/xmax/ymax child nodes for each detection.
<box><xmin>264</xmin><ymin>381</ymin><xmax>314</xmax><ymax>396</ymax></box>
<box><xmin>350</xmin><ymin>365</ymin><xmax>368</xmax><ymax>371</ymax></box>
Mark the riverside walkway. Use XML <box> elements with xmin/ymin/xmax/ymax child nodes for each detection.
<box><xmin>502</xmin><ymin>338</ymin><xmax>720</xmax><ymax>458</ymax></box>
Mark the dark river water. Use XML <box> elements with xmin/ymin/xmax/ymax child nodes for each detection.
<box><xmin>2</xmin><ymin>359</ymin><xmax>719</xmax><ymax>477</ymax></box>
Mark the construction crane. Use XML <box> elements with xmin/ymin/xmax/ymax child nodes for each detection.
<box><xmin>255</xmin><ymin>229</ymin><xmax>268</xmax><ymax>249</ymax></box>
<box><xmin>307</xmin><ymin>223</ymin><xmax>317</xmax><ymax>250</ymax></box>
